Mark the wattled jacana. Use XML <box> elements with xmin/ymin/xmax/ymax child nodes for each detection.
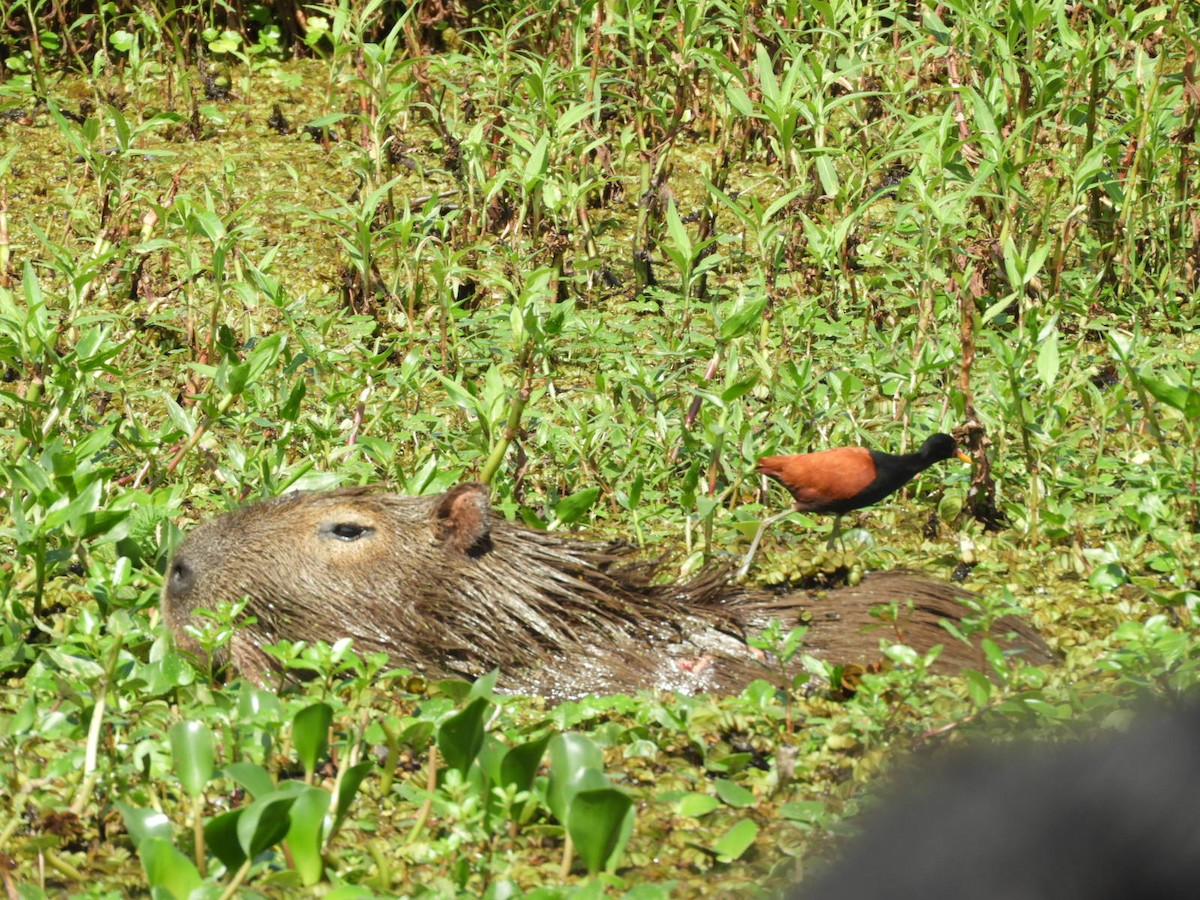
<box><xmin>737</xmin><ymin>433</ymin><xmax>972</xmax><ymax>576</ymax></box>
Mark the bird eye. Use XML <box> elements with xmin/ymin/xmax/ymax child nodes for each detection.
<box><xmin>323</xmin><ymin>522</ymin><xmax>374</xmax><ymax>542</ymax></box>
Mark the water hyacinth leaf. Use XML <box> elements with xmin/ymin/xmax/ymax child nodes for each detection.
<box><xmin>293</xmin><ymin>702</ymin><xmax>333</xmax><ymax>780</ymax></box>
<box><xmin>499</xmin><ymin>734</ymin><xmax>552</xmax><ymax>793</ymax></box>
<box><xmin>479</xmin><ymin>734</ymin><xmax>509</xmax><ymax>786</ymax></box>
<box><xmin>332</xmin><ymin>760</ymin><xmax>374</xmax><ymax>831</ymax></box>
<box><xmin>547</xmin><ymin>733</ymin><xmax>605</xmax><ymax>824</ymax></box>
<box><xmin>224</xmin><ymin>761</ymin><xmax>276</xmax><ymax>800</ymax></box>
<box><xmin>466</xmin><ymin>667</ymin><xmax>500</xmax><ymax>702</ymax></box>
<box><xmin>169</xmin><ymin>720</ymin><xmax>214</xmax><ymax>799</ymax></box>
<box><xmin>437</xmin><ymin>696</ymin><xmax>491</xmax><ymax>773</ymax></box>
<box><xmin>285</xmin><ymin>786</ymin><xmax>332</xmax><ymax>886</ymax></box>
<box><xmin>712</xmin><ymin>818</ymin><xmax>758</xmax><ymax>862</ymax></box>
<box><xmin>138</xmin><ymin>836</ymin><xmax>202</xmax><ymax>898</ymax></box>
<box><xmin>115</xmin><ymin>802</ymin><xmax>174</xmax><ymax>848</ymax></box>
<box><xmin>566</xmin><ymin>786</ymin><xmax>635</xmax><ymax>874</ymax></box>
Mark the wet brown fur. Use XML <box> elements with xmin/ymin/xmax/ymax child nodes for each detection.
<box><xmin>162</xmin><ymin>483</ymin><xmax>1053</xmax><ymax>699</ymax></box>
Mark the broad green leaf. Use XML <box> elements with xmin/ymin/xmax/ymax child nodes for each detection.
<box><xmin>285</xmin><ymin>786</ymin><xmax>331</xmax><ymax>886</ymax></box>
<box><xmin>712</xmin><ymin>818</ymin><xmax>758</xmax><ymax>862</ymax></box>
<box><xmin>664</xmin><ymin>200</ymin><xmax>692</xmax><ymax>263</ymax></box>
<box><xmin>779</xmin><ymin>800</ymin><xmax>826</xmax><ymax>823</ymax></box>
<box><xmin>676</xmin><ymin>793</ymin><xmax>720</xmax><ymax>817</ymax></box>
<box><xmin>499</xmin><ymin>734</ymin><xmax>552</xmax><ymax>793</ymax></box>
<box><xmin>293</xmin><ymin>702</ymin><xmax>333</xmax><ymax>780</ymax></box>
<box><xmin>237</xmin><ymin>684</ymin><xmax>283</xmax><ymax>722</ymax></box>
<box><xmin>436</xmin><ymin>696</ymin><xmax>491</xmax><ymax>773</ymax></box>
<box><xmin>547</xmin><ymin>733</ymin><xmax>605</xmax><ymax>824</ymax></box>
<box><xmin>224</xmin><ymin>761</ymin><xmax>276</xmax><ymax>800</ymax></box>
<box><xmin>332</xmin><ymin>760</ymin><xmax>374</xmax><ymax>832</ymax></box>
<box><xmin>138</xmin><ymin>837</ymin><xmax>202</xmax><ymax>898</ymax></box>
<box><xmin>204</xmin><ymin>808</ymin><xmax>246</xmax><ymax>871</ymax></box>
<box><xmin>1036</xmin><ymin>330</ymin><xmax>1059</xmax><ymax>388</ymax></box>
<box><xmin>236</xmin><ymin>791</ymin><xmax>298</xmax><ymax>857</ymax></box>
<box><xmin>713</xmin><ymin>779</ymin><xmax>755</xmax><ymax>808</ymax></box>
<box><xmin>169</xmin><ymin>721</ymin><xmax>214</xmax><ymax>799</ymax></box>
<box><xmin>567</xmin><ymin>786</ymin><xmax>634</xmax><ymax>874</ymax></box>
<box><xmin>964</xmin><ymin>669</ymin><xmax>993</xmax><ymax>707</ymax></box>
<box><xmin>115</xmin><ymin>802</ymin><xmax>174</xmax><ymax>848</ymax></box>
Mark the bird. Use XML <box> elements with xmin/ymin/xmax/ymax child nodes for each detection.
<box><xmin>737</xmin><ymin>433</ymin><xmax>972</xmax><ymax>577</ymax></box>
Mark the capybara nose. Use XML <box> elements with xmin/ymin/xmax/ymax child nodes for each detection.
<box><xmin>168</xmin><ymin>557</ymin><xmax>194</xmax><ymax>596</ymax></box>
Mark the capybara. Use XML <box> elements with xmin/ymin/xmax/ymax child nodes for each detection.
<box><xmin>791</xmin><ymin>704</ymin><xmax>1200</xmax><ymax>900</ymax></box>
<box><xmin>162</xmin><ymin>482</ymin><xmax>1052</xmax><ymax>697</ymax></box>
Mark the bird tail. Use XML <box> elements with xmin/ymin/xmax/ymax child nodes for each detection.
<box><xmin>755</xmin><ymin>456</ymin><xmax>789</xmax><ymax>479</ymax></box>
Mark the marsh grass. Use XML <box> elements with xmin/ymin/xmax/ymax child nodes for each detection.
<box><xmin>0</xmin><ymin>0</ymin><xmax>1198</xmax><ymax>894</ymax></box>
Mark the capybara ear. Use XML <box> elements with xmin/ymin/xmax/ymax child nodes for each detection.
<box><xmin>431</xmin><ymin>482</ymin><xmax>492</xmax><ymax>554</ymax></box>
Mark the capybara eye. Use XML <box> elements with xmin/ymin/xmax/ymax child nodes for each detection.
<box><xmin>324</xmin><ymin>522</ymin><xmax>372</xmax><ymax>541</ymax></box>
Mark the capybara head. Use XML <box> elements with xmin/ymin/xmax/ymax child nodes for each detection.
<box><xmin>164</xmin><ymin>482</ymin><xmax>1053</xmax><ymax>697</ymax></box>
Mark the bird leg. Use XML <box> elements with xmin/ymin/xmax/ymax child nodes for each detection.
<box><xmin>826</xmin><ymin>514</ymin><xmax>844</xmax><ymax>551</ymax></box>
<box><xmin>736</xmin><ymin>509</ymin><xmax>795</xmax><ymax>579</ymax></box>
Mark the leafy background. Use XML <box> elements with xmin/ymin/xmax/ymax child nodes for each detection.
<box><xmin>0</xmin><ymin>0</ymin><xmax>1198</xmax><ymax>895</ymax></box>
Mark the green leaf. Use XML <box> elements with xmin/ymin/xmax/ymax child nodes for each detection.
<box><xmin>676</xmin><ymin>793</ymin><xmax>720</xmax><ymax>817</ymax></box>
<box><xmin>138</xmin><ymin>837</ymin><xmax>202</xmax><ymax>898</ymax></box>
<box><xmin>436</xmin><ymin>696</ymin><xmax>491</xmax><ymax>773</ymax></box>
<box><xmin>523</xmin><ymin>135</ymin><xmax>549</xmax><ymax>187</ymax></box>
<box><xmin>664</xmin><ymin>200</ymin><xmax>693</xmax><ymax>263</ymax></box>
<box><xmin>1141</xmin><ymin>375</ymin><xmax>1200</xmax><ymax>419</ymax></box>
<box><xmin>115</xmin><ymin>802</ymin><xmax>174</xmax><ymax>849</ymax></box>
<box><xmin>1036</xmin><ymin>330</ymin><xmax>1059</xmax><ymax>388</ymax></box>
<box><xmin>169</xmin><ymin>720</ymin><xmax>214</xmax><ymax>799</ymax></box>
<box><xmin>713</xmin><ymin>779</ymin><xmax>755</xmax><ymax>808</ymax></box>
<box><xmin>236</xmin><ymin>791</ymin><xmax>298</xmax><ymax>857</ymax></box>
<box><xmin>285</xmin><ymin>786</ymin><xmax>331</xmax><ymax>886</ymax></box>
<box><xmin>499</xmin><ymin>734</ymin><xmax>552</xmax><ymax>793</ymax></box>
<box><xmin>1089</xmin><ymin>562</ymin><xmax>1129</xmax><ymax>591</ymax></box>
<box><xmin>718</xmin><ymin>295</ymin><xmax>767</xmax><ymax>341</ymax></box>
<box><xmin>779</xmin><ymin>800</ymin><xmax>826</xmax><ymax>823</ymax></box>
<box><xmin>964</xmin><ymin>669</ymin><xmax>993</xmax><ymax>706</ymax></box>
<box><xmin>720</xmin><ymin>375</ymin><xmax>759</xmax><ymax>404</ymax></box>
<box><xmin>331</xmin><ymin>760</ymin><xmax>373</xmax><ymax>832</ymax></box>
<box><xmin>237</xmin><ymin>684</ymin><xmax>283</xmax><ymax>722</ymax></box>
<box><xmin>712</xmin><ymin>818</ymin><xmax>758</xmax><ymax>862</ymax></box>
<box><xmin>224</xmin><ymin>761</ymin><xmax>276</xmax><ymax>800</ymax></box>
<box><xmin>204</xmin><ymin>808</ymin><xmax>246</xmax><ymax>871</ymax></box>
<box><xmin>553</xmin><ymin>487</ymin><xmax>600</xmax><ymax>525</ymax></box>
<box><xmin>293</xmin><ymin>702</ymin><xmax>333</xmax><ymax>780</ymax></box>
<box><xmin>567</xmin><ymin>786</ymin><xmax>635</xmax><ymax>874</ymax></box>
<box><xmin>547</xmin><ymin>733</ymin><xmax>605</xmax><ymax>824</ymax></box>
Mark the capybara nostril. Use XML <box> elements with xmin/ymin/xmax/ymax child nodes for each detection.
<box><xmin>168</xmin><ymin>558</ymin><xmax>194</xmax><ymax>595</ymax></box>
<box><xmin>160</xmin><ymin>482</ymin><xmax>1054</xmax><ymax>698</ymax></box>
